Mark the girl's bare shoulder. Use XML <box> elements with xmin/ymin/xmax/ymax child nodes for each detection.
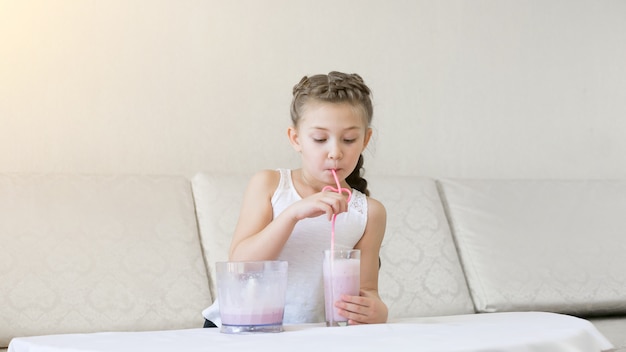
<box><xmin>247</xmin><ymin>169</ymin><xmax>282</xmax><ymax>195</ymax></box>
<box><xmin>365</xmin><ymin>195</ymin><xmax>386</xmax><ymax>219</ymax></box>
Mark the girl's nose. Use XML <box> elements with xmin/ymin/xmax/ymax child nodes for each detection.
<box><xmin>328</xmin><ymin>143</ymin><xmax>343</xmax><ymax>160</ymax></box>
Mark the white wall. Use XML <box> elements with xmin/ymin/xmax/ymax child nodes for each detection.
<box><xmin>1</xmin><ymin>0</ymin><xmax>625</xmax><ymax>179</ymax></box>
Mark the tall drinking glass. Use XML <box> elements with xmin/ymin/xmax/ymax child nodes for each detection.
<box><xmin>322</xmin><ymin>249</ymin><xmax>360</xmax><ymax>326</ymax></box>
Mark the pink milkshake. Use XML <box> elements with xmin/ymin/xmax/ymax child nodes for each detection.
<box><xmin>323</xmin><ymin>249</ymin><xmax>360</xmax><ymax>326</ymax></box>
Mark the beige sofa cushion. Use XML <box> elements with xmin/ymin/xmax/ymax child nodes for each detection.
<box><xmin>191</xmin><ymin>172</ymin><xmax>251</xmax><ymax>299</ymax></box>
<box><xmin>365</xmin><ymin>176</ymin><xmax>475</xmax><ymax>317</ymax></box>
<box><xmin>192</xmin><ymin>173</ymin><xmax>475</xmax><ymax>319</ymax></box>
<box><xmin>438</xmin><ymin>179</ymin><xmax>626</xmax><ymax>316</ymax></box>
<box><xmin>0</xmin><ymin>174</ymin><xmax>212</xmax><ymax>348</ymax></box>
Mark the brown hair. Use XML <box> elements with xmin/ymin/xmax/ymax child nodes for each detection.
<box><xmin>290</xmin><ymin>71</ymin><xmax>373</xmax><ymax>196</ymax></box>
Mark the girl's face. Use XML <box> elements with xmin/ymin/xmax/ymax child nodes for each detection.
<box><xmin>288</xmin><ymin>101</ymin><xmax>372</xmax><ymax>187</ymax></box>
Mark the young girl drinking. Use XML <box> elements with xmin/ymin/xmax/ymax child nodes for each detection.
<box><xmin>203</xmin><ymin>71</ymin><xmax>388</xmax><ymax>326</ymax></box>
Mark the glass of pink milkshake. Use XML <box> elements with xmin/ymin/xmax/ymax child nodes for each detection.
<box><xmin>323</xmin><ymin>249</ymin><xmax>360</xmax><ymax>326</ymax></box>
<box><xmin>216</xmin><ymin>261</ymin><xmax>288</xmax><ymax>333</ymax></box>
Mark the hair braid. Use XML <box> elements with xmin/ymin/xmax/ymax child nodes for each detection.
<box><xmin>345</xmin><ymin>154</ymin><xmax>369</xmax><ymax>196</ymax></box>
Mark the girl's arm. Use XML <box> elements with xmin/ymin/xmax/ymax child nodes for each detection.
<box><xmin>228</xmin><ymin>170</ymin><xmax>287</xmax><ymax>261</ymax></box>
<box><xmin>229</xmin><ymin>169</ymin><xmax>350</xmax><ymax>261</ymax></box>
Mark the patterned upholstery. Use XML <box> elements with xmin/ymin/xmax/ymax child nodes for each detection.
<box><xmin>192</xmin><ymin>172</ymin><xmax>475</xmax><ymax>319</ymax></box>
<box><xmin>191</xmin><ymin>172</ymin><xmax>252</xmax><ymax>299</ymax></box>
<box><xmin>0</xmin><ymin>174</ymin><xmax>212</xmax><ymax>348</ymax></box>
<box><xmin>368</xmin><ymin>176</ymin><xmax>475</xmax><ymax>318</ymax></box>
<box><xmin>192</xmin><ymin>173</ymin><xmax>474</xmax><ymax>318</ymax></box>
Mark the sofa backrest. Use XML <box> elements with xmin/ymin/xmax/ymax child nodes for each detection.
<box><xmin>0</xmin><ymin>174</ymin><xmax>211</xmax><ymax>348</ymax></box>
<box><xmin>438</xmin><ymin>179</ymin><xmax>626</xmax><ymax>317</ymax></box>
<box><xmin>192</xmin><ymin>172</ymin><xmax>476</xmax><ymax>319</ymax></box>
<box><xmin>368</xmin><ymin>176</ymin><xmax>475</xmax><ymax>318</ymax></box>
<box><xmin>191</xmin><ymin>172</ymin><xmax>251</xmax><ymax>299</ymax></box>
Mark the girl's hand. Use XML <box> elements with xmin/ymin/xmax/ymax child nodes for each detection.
<box><xmin>288</xmin><ymin>191</ymin><xmax>349</xmax><ymax>221</ymax></box>
<box><xmin>334</xmin><ymin>290</ymin><xmax>388</xmax><ymax>325</ymax></box>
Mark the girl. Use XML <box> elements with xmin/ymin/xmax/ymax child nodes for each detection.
<box><xmin>203</xmin><ymin>71</ymin><xmax>387</xmax><ymax>326</ymax></box>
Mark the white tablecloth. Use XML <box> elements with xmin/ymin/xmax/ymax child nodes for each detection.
<box><xmin>8</xmin><ymin>312</ymin><xmax>614</xmax><ymax>352</ymax></box>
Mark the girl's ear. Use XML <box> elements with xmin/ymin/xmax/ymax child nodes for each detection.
<box><xmin>362</xmin><ymin>127</ymin><xmax>373</xmax><ymax>151</ymax></box>
<box><xmin>287</xmin><ymin>126</ymin><xmax>302</xmax><ymax>152</ymax></box>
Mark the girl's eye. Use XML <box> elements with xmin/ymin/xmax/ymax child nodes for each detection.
<box><xmin>344</xmin><ymin>139</ymin><xmax>356</xmax><ymax>144</ymax></box>
<box><xmin>313</xmin><ymin>138</ymin><xmax>327</xmax><ymax>143</ymax></box>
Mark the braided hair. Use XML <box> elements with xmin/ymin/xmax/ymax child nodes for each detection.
<box><xmin>290</xmin><ymin>71</ymin><xmax>373</xmax><ymax>196</ymax></box>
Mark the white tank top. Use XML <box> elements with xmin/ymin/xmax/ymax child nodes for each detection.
<box><xmin>274</xmin><ymin>169</ymin><xmax>367</xmax><ymax>324</ymax></box>
<box><xmin>202</xmin><ymin>169</ymin><xmax>367</xmax><ymax>325</ymax></box>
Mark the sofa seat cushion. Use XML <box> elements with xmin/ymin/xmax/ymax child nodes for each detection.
<box><xmin>0</xmin><ymin>174</ymin><xmax>212</xmax><ymax>348</ymax></box>
<box><xmin>438</xmin><ymin>179</ymin><xmax>626</xmax><ymax>316</ymax></box>
<box><xmin>368</xmin><ymin>176</ymin><xmax>475</xmax><ymax>317</ymax></box>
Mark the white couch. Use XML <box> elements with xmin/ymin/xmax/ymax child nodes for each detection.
<box><xmin>1</xmin><ymin>173</ymin><xmax>625</xmax><ymax>351</ymax></box>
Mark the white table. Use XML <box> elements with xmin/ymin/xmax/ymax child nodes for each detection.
<box><xmin>8</xmin><ymin>312</ymin><xmax>614</xmax><ymax>352</ymax></box>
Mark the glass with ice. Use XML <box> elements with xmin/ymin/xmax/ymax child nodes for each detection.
<box><xmin>323</xmin><ymin>249</ymin><xmax>360</xmax><ymax>326</ymax></box>
<box><xmin>216</xmin><ymin>260</ymin><xmax>288</xmax><ymax>333</ymax></box>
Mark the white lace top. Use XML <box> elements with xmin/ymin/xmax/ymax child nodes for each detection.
<box><xmin>273</xmin><ymin>169</ymin><xmax>367</xmax><ymax>324</ymax></box>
